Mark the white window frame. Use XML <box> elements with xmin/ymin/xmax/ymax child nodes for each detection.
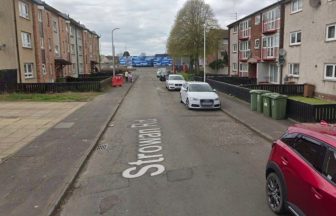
<box><xmin>233</xmin><ymin>44</ymin><xmax>237</xmax><ymax>53</ymax></box>
<box><xmin>255</xmin><ymin>39</ymin><xmax>260</xmax><ymax>49</ymax></box>
<box><xmin>239</xmin><ymin>63</ymin><xmax>248</xmax><ymax>73</ymax></box>
<box><xmin>291</xmin><ymin>0</ymin><xmax>303</xmax><ymax>14</ymax></box>
<box><xmin>290</xmin><ymin>31</ymin><xmax>301</xmax><ymax>46</ymax></box>
<box><xmin>232</xmin><ymin>63</ymin><xmax>237</xmax><ymax>71</ymax></box>
<box><xmin>24</xmin><ymin>63</ymin><xmax>34</xmax><ymax>79</ymax></box>
<box><xmin>255</xmin><ymin>15</ymin><xmax>260</xmax><ymax>25</ymax></box>
<box><xmin>38</xmin><ymin>10</ymin><xmax>42</xmax><ymax>22</ymax></box>
<box><xmin>53</xmin><ymin>21</ymin><xmax>58</xmax><ymax>33</ymax></box>
<box><xmin>324</xmin><ymin>64</ymin><xmax>336</xmax><ymax>80</ymax></box>
<box><xmin>21</xmin><ymin>32</ymin><xmax>32</xmax><ymax>48</ymax></box>
<box><xmin>288</xmin><ymin>63</ymin><xmax>300</xmax><ymax>77</ymax></box>
<box><xmin>40</xmin><ymin>37</ymin><xmax>44</xmax><ymax>49</ymax></box>
<box><xmin>18</xmin><ymin>1</ymin><xmax>29</xmax><ymax>19</ymax></box>
<box><xmin>269</xmin><ymin>64</ymin><xmax>279</xmax><ymax>83</ymax></box>
<box><xmin>233</xmin><ymin>25</ymin><xmax>238</xmax><ymax>33</ymax></box>
<box><xmin>326</xmin><ymin>23</ymin><xmax>336</xmax><ymax>41</ymax></box>
<box><xmin>42</xmin><ymin>64</ymin><xmax>47</xmax><ymax>75</ymax></box>
<box><xmin>55</xmin><ymin>45</ymin><xmax>59</xmax><ymax>55</ymax></box>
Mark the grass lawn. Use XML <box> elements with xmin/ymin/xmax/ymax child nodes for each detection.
<box><xmin>289</xmin><ymin>96</ymin><xmax>336</xmax><ymax>105</ymax></box>
<box><xmin>0</xmin><ymin>92</ymin><xmax>101</xmax><ymax>102</ymax></box>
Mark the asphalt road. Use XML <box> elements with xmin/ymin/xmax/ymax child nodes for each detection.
<box><xmin>58</xmin><ymin>68</ymin><xmax>277</xmax><ymax>216</ymax></box>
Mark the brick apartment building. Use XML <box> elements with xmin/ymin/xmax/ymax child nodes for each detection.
<box><xmin>228</xmin><ymin>0</ymin><xmax>336</xmax><ymax>98</ymax></box>
<box><xmin>228</xmin><ymin>1</ymin><xmax>284</xmax><ymax>83</ymax></box>
<box><xmin>0</xmin><ymin>0</ymin><xmax>100</xmax><ymax>83</ymax></box>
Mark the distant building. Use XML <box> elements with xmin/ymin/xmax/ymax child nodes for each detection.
<box><xmin>206</xmin><ymin>29</ymin><xmax>229</xmax><ymax>75</ymax></box>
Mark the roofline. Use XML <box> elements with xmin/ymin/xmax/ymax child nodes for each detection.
<box><xmin>39</xmin><ymin>2</ymin><xmax>100</xmax><ymax>37</ymax></box>
<box><xmin>227</xmin><ymin>0</ymin><xmax>285</xmax><ymax>28</ymax></box>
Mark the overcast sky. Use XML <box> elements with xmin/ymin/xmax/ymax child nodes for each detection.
<box><xmin>45</xmin><ymin>0</ymin><xmax>277</xmax><ymax>56</ymax></box>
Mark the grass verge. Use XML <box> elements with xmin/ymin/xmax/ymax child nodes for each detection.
<box><xmin>0</xmin><ymin>92</ymin><xmax>101</xmax><ymax>102</ymax></box>
<box><xmin>289</xmin><ymin>96</ymin><xmax>336</xmax><ymax>105</ymax></box>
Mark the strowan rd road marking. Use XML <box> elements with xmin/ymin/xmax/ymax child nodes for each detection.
<box><xmin>122</xmin><ymin>119</ymin><xmax>165</xmax><ymax>179</ymax></box>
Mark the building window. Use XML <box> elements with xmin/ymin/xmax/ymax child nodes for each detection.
<box><xmin>223</xmin><ymin>39</ymin><xmax>229</xmax><ymax>45</ymax></box>
<box><xmin>289</xmin><ymin>63</ymin><xmax>300</xmax><ymax>77</ymax></box>
<box><xmin>326</xmin><ymin>23</ymin><xmax>336</xmax><ymax>41</ymax></box>
<box><xmin>239</xmin><ymin>63</ymin><xmax>248</xmax><ymax>72</ymax></box>
<box><xmin>70</xmin><ymin>26</ymin><xmax>75</xmax><ymax>37</ymax></box>
<box><xmin>71</xmin><ymin>44</ymin><xmax>75</xmax><ymax>54</ymax></box>
<box><xmin>40</xmin><ymin>37</ymin><xmax>44</xmax><ymax>49</ymax></box>
<box><xmin>48</xmin><ymin>38</ymin><xmax>51</xmax><ymax>50</ymax></box>
<box><xmin>18</xmin><ymin>1</ymin><xmax>29</xmax><ymax>19</ymax></box>
<box><xmin>53</xmin><ymin>21</ymin><xmax>57</xmax><ymax>33</ymax></box>
<box><xmin>255</xmin><ymin>39</ymin><xmax>260</xmax><ymax>49</ymax></box>
<box><xmin>233</xmin><ymin>44</ymin><xmax>237</xmax><ymax>53</ymax></box>
<box><xmin>269</xmin><ymin>64</ymin><xmax>279</xmax><ymax>83</ymax></box>
<box><xmin>290</xmin><ymin>31</ymin><xmax>301</xmax><ymax>45</ymax></box>
<box><xmin>232</xmin><ymin>63</ymin><xmax>237</xmax><ymax>71</ymax></box>
<box><xmin>21</xmin><ymin>32</ymin><xmax>32</xmax><ymax>48</ymax></box>
<box><xmin>233</xmin><ymin>25</ymin><xmax>238</xmax><ymax>33</ymax></box>
<box><xmin>38</xmin><ymin>10</ymin><xmax>42</xmax><ymax>22</ymax></box>
<box><xmin>325</xmin><ymin>64</ymin><xmax>336</xmax><ymax>80</ymax></box>
<box><xmin>255</xmin><ymin>15</ymin><xmax>260</xmax><ymax>25</ymax></box>
<box><xmin>42</xmin><ymin>64</ymin><xmax>46</xmax><ymax>75</ymax></box>
<box><xmin>291</xmin><ymin>0</ymin><xmax>303</xmax><ymax>13</ymax></box>
<box><xmin>24</xmin><ymin>63</ymin><xmax>34</xmax><ymax>78</ymax></box>
<box><xmin>55</xmin><ymin>45</ymin><xmax>59</xmax><ymax>54</ymax></box>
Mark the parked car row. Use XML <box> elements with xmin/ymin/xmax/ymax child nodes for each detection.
<box><xmin>156</xmin><ymin>69</ymin><xmax>221</xmax><ymax>110</ymax></box>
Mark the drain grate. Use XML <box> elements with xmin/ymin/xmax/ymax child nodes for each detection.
<box><xmin>96</xmin><ymin>144</ymin><xmax>108</xmax><ymax>151</ymax></box>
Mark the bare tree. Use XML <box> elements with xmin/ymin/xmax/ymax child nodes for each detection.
<box><xmin>167</xmin><ymin>0</ymin><xmax>219</xmax><ymax>73</ymax></box>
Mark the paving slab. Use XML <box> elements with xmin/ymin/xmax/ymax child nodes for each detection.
<box><xmin>0</xmin><ymin>102</ymin><xmax>85</xmax><ymax>161</ymax></box>
<box><xmin>219</xmin><ymin>92</ymin><xmax>292</xmax><ymax>141</ymax></box>
<box><xmin>0</xmin><ymin>81</ymin><xmax>134</xmax><ymax>216</ymax></box>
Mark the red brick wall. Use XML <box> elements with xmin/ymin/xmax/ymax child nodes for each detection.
<box><xmin>32</xmin><ymin>5</ymin><xmax>56</xmax><ymax>83</ymax></box>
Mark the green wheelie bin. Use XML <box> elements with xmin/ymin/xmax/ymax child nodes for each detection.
<box><xmin>263</xmin><ymin>93</ymin><xmax>277</xmax><ymax>117</ymax></box>
<box><xmin>269</xmin><ymin>94</ymin><xmax>288</xmax><ymax>120</ymax></box>
<box><xmin>256</xmin><ymin>90</ymin><xmax>271</xmax><ymax>113</ymax></box>
<box><xmin>249</xmin><ymin>90</ymin><xmax>259</xmax><ymax>111</ymax></box>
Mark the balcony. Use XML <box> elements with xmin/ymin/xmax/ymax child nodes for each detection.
<box><xmin>239</xmin><ymin>50</ymin><xmax>250</xmax><ymax>61</ymax></box>
<box><xmin>262</xmin><ymin>47</ymin><xmax>278</xmax><ymax>61</ymax></box>
<box><xmin>262</xmin><ymin>18</ymin><xmax>280</xmax><ymax>34</ymax></box>
<box><xmin>239</xmin><ymin>29</ymin><xmax>251</xmax><ymax>40</ymax></box>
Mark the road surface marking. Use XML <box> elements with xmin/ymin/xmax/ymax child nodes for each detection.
<box><xmin>122</xmin><ymin>119</ymin><xmax>165</xmax><ymax>179</ymax></box>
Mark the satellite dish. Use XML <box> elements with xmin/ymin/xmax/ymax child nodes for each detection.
<box><xmin>279</xmin><ymin>49</ymin><xmax>287</xmax><ymax>56</ymax></box>
<box><xmin>309</xmin><ymin>0</ymin><xmax>321</xmax><ymax>8</ymax></box>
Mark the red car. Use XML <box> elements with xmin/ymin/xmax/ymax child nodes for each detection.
<box><xmin>266</xmin><ymin>122</ymin><xmax>336</xmax><ymax>216</ymax></box>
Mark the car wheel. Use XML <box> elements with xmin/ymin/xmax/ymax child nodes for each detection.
<box><xmin>266</xmin><ymin>172</ymin><xmax>287</xmax><ymax>214</ymax></box>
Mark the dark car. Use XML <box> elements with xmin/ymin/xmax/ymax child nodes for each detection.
<box><xmin>266</xmin><ymin>122</ymin><xmax>336</xmax><ymax>216</ymax></box>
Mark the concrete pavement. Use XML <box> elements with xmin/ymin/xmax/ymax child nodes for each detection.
<box><xmin>0</xmin><ymin>102</ymin><xmax>85</xmax><ymax>162</ymax></box>
<box><xmin>0</xmin><ymin>80</ymin><xmax>135</xmax><ymax>216</ymax></box>
<box><xmin>218</xmin><ymin>92</ymin><xmax>292</xmax><ymax>141</ymax></box>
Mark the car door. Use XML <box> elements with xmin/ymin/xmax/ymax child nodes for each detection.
<box><xmin>290</xmin><ymin>136</ymin><xmax>327</xmax><ymax>215</ymax></box>
<box><xmin>312</xmin><ymin>147</ymin><xmax>336</xmax><ymax>216</ymax></box>
<box><xmin>278</xmin><ymin>134</ymin><xmax>327</xmax><ymax>215</ymax></box>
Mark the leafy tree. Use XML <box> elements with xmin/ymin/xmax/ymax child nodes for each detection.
<box><xmin>167</xmin><ymin>0</ymin><xmax>219</xmax><ymax>73</ymax></box>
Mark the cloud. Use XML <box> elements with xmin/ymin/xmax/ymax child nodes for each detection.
<box><xmin>45</xmin><ymin>0</ymin><xmax>278</xmax><ymax>55</ymax></box>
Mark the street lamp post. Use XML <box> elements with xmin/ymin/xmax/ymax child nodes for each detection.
<box><xmin>112</xmin><ymin>28</ymin><xmax>120</xmax><ymax>77</ymax></box>
<box><xmin>203</xmin><ymin>23</ymin><xmax>206</xmax><ymax>82</ymax></box>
